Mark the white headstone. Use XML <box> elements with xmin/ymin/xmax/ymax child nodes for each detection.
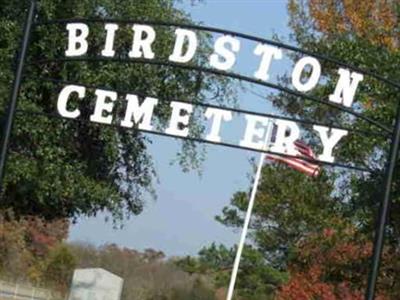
<box><xmin>68</xmin><ymin>268</ymin><xmax>124</xmax><ymax>300</ymax></box>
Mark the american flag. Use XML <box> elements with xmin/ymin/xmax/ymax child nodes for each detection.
<box><xmin>266</xmin><ymin>139</ymin><xmax>321</xmax><ymax>177</ymax></box>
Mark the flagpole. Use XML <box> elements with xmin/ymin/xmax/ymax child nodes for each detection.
<box><xmin>226</xmin><ymin>122</ymin><xmax>272</xmax><ymax>300</ymax></box>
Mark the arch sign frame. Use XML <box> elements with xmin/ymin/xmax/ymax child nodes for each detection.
<box><xmin>1</xmin><ymin>1</ymin><xmax>399</xmax><ymax>299</ymax></box>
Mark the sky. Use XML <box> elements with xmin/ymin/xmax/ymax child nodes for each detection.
<box><xmin>69</xmin><ymin>0</ymin><xmax>292</xmax><ymax>257</ymax></box>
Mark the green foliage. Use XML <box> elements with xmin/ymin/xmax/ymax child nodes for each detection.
<box><xmin>218</xmin><ymin>165</ymin><xmax>338</xmax><ymax>268</ymax></box>
<box><xmin>178</xmin><ymin>242</ymin><xmax>287</xmax><ymax>299</ymax></box>
<box><xmin>41</xmin><ymin>244</ymin><xmax>76</xmax><ymax>294</ymax></box>
<box><xmin>201</xmin><ymin>166</ymin><xmax>335</xmax><ymax>299</ymax></box>
<box><xmin>0</xmin><ymin>0</ymin><xmax>234</xmax><ymax>222</ymax></box>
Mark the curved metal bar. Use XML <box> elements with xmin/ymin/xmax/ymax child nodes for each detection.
<box><xmin>29</xmin><ymin>57</ymin><xmax>393</xmax><ymax>134</ymax></box>
<box><xmin>35</xmin><ymin>76</ymin><xmax>390</xmax><ymax>139</ymax></box>
<box><xmin>15</xmin><ymin>109</ymin><xmax>376</xmax><ymax>174</ymax></box>
<box><xmin>33</xmin><ymin>18</ymin><xmax>400</xmax><ymax>91</ymax></box>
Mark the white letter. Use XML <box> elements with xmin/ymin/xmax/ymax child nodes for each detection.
<box><xmin>313</xmin><ymin>126</ymin><xmax>348</xmax><ymax>163</ymax></box>
<box><xmin>129</xmin><ymin>25</ymin><xmax>156</xmax><ymax>59</ymax></box>
<box><xmin>292</xmin><ymin>56</ymin><xmax>321</xmax><ymax>92</ymax></box>
<box><xmin>270</xmin><ymin>120</ymin><xmax>300</xmax><ymax>155</ymax></box>
<box><xmin>329</xmin><ymin>68</ymin><xmax>364</xmax><ymax>107</ymax></box>
<box><xmin>90</xmin><ymin>89</ymin><xmax>117</xmax><ymax>124</ymax></box>
<box><xmin>239</xmin><ymin>115</ymin><xmax>270</xmax><ymax>150</ymax></box>
<box><xmin>169</xmin><ymin>29</ymin><xmax>198</xmax><ymax>63</ymax></box>
<box><xmin>102</xmin><ymin>23</ymin><xmax>119</xmax><ymax>57</ymax></box>
<box><xmin>205</xmin><ymin>108</ymin><xmax>232</xmax><ymax>142</ymax></box>
<box><xmin>165</xmin><ymin>102</ymin><xmax>193</xmax><ymax>137</ymax></box>
<box><xmin>209</xmin><ymin>35</ymin><xmax>240</xmax><ymax>71</ymax></box>
<box><xmin>57</xmin><ymin>85</ymin><xmax>85</xmax><ymax>118</ymax></box>
<box><xmin>121</xmin><ymin>95</ymin><xmax>158</xmax><ymax>130</ymax></box>
<box><xmin>253</xmin><ymin>44</ymin><xmax>282</xmax><ymax>81</ymax></box>
<box><xmin>65</xmin><ymin>23</ymin><xmax>89</xmax><ymax>57</ymax></box>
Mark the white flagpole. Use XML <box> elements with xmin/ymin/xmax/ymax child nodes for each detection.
<box><xmin>226</xmin><ymin>121</ymin><xmax>273</xmax><ymax>300</ymax></box>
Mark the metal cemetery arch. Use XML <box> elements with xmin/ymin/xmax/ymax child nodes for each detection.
<box><xmin>1</xmin><ymin>1</ymin><xmax>399</xmax><ymax>299</ymax></box>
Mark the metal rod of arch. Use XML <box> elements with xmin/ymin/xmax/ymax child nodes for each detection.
<box><xmin>35</xmin><ymin>76</ymin><xmax>390</xmax><ymax>139</ymax></box>
<box><xmin>366</xmin><ymin>101</ymin><xmax>400</xmax><ymax>299</ymax></box>
<box><xmin>29</xmin><ymin>57</ymin><xmax>393</xmax><ymax>134</ymax></box>
<box><xmin>0</xmin><ymin>0</ymin><xmax>36</xmax><ymax>192</ymax></box>
<box><xmin>33</xmin><ymin>18</ymin><xmax>400</xmax><ymax>91</ymax></box>
<box><xmin>14</xmin><ymin>108</ymin><xmax>376</xmax><ymax>174</ymax></box>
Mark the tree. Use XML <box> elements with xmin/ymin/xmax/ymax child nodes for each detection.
<box><xmin>43</xmin><ymin>244</ymin><xmax>76</xmax><ymax>294</ymax></box>
<box><xmin>0</xmin><ymin>0</ymin><xmax>234</xmax><ymax>221</ymax></box>
<box><xmin>192</xmin><ymin>165</ymin><xmax>339</xmax><ymax>299</ymax></box>
<box><xmin>276</xmin><ymin>222</ymin><xmax>389</xmax><ymax>300</ymax></box>
<box><xmin>0</xmin><ymin>210</ymin><xmax>71</xmax><ymax>287</ymax></box>
<box><xmin>286</xmin><ymin>1</ymin><xmax>400</xmax><ymax>297</ymax></box>
<box><xmin>183</xmin><ymin>1</ymin><xmax>400</xmax><ymax>298</ymax></box>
